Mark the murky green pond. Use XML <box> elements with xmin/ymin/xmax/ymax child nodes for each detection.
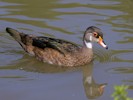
<box><xmin>0</xmin><ymin>0</ymin><xmax>133</xmax><ymax>100</ymax></box>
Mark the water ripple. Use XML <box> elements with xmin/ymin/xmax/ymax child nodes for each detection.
<box><xmin>94</xmin><ymin>48</ymin><xmax>113</xmax><ymax>63</ymax></box>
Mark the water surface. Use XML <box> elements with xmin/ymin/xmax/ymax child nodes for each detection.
<box><xmin>0</xmin><ymin>0</ymin><xmax>133</xmax><ymax>100</ymax></box>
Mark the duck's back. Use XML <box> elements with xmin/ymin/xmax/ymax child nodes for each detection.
<box><xmin>32</xmin><ymin>36</ymin><xmax>80</xmax><ymax>55</ymax></box>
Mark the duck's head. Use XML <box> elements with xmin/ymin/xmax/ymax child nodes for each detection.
<box><xmin>83</xmin><ymin>26</ymin><xmax>108</xmax><ymax>49</ymax></box>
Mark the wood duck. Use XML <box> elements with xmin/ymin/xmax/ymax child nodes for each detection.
<box><xmin>6</xmin><ymin>26</ymin><xmax>108</xmax><ymax>67</ymax></box>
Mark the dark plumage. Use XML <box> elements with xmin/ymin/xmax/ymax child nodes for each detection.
<box><xmin>6</xmin><ymin>26</ymin><xmax>108</xmax><ymax>67</ymax></box>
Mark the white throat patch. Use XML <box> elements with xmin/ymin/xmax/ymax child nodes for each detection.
<box><xmin>84</xmin><ymin>40</ymin><xmax>92</xmax><ymax>49</ymax></box>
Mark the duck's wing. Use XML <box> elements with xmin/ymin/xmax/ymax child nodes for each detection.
<box><xmin>6</xmin><ymin>27</ymin><xmax>80</xmax><ymax>56</ymax></box>
<box><xmin>32</xmin><ymin>36</ymin><xmax>80</xmax><ymax>55</ymax></box>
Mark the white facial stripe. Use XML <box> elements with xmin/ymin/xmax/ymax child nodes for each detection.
<box><xmin>84</xmin><ymin>40</ymin><xmax>92</xmax><ymax>49</ymax></box>
<box><xmin>89</xmin><ymin>35</ymin><xmax>92</xmax><ymax>41</ymax></box>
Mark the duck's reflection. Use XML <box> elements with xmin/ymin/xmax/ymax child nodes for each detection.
<box><xmin>82</xmin><ymin>63</ymin><xmax>107</xmax><ymax>99</ymax></box>
<box><xmin>20</xmin><ymin>58</ymin><xmax>107</xmax><ymax>99</ymax></box>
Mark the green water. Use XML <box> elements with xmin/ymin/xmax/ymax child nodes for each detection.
<box><xmin>0</xmin><ymin>0</ymin><xmax>133</xmax><ymax>100</ymax></box>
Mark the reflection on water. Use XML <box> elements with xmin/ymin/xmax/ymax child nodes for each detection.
<box><xmin>82</xmin><ymin>63</ymin><xmax>107</xmax><ymax>99</ymax></box>
<box><xmin>0</xmin><ymin>0</ymin><xmax>133</xmax><ymax>100</ymax></box>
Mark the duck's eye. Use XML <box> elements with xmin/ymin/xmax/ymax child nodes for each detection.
<box><xmin>93</xmin><ymin>32</ymin><xmax>98</xmax><ymax>38</ymax></box>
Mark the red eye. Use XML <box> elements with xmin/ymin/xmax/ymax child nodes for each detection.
<box><xmin>93</xmin><ymin>32</ymin><xmax>98</xmax><ymax>37</ymax></box>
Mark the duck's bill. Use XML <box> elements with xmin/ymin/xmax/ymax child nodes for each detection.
<box><xmin>99</xmin><ymin>41</ymin><xmax>108</xmax><ymax>49</ymax></box>
<box><xmin>98</xmin><ymin>36</ymin><xmax>108</xmax><ymax>49</ymax></box>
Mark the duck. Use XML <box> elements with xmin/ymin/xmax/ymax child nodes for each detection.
<box><xmin>6</xmin><ymin>26</ymin><xmax>108</xmax><ymax>67</ymax></box>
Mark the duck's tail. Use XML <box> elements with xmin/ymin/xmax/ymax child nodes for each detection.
<box><xmin>6</xmin><ymin>27</ymin><xmax>27</xmax><ymax>50</ymax></box>
<box><xmin>6</xmin><ymin>27</ymin><xmax>23</xmax><ymax>42</ymax></box>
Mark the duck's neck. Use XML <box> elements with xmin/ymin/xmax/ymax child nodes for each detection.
<box><xmin>84</xmin><ymin>40</ymin><xmax>93</xmax><ymax>49</ymax></box>
<box><xmin>79</xmin><ymin>41</ymin><xmax>93</xmax><ymax>61</ymax></box>
<box><xmin>79</xmin><ymin>40</ymin><xmax>93</xmax><ymax>57</ymax></box>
